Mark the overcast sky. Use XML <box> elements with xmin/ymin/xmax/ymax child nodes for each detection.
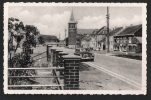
<box><xmin>8</xmin><ymin>6</ymin><xmax>142</xmax><ymax>40</ymax></box>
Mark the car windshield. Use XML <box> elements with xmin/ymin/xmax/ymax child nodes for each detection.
<box><xmin>76</xmin><ymin>49</ymin><xmax>80</xmax><ymax>53</ymax></box>
<box><xmin>83</xmin><ymin>53</ymin><xmax>89</xmax><ymax>58</ymax></box>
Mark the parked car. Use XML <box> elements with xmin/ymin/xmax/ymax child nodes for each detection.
<box><xmin>74</xmin><ymin>48</ymin><xmax>94</xmax><ymax>61</ymax></box>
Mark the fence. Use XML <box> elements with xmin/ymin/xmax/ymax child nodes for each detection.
<box><xmin>8</xmin><ymin>44</ymin><xmax>81</xmax><ymax>90</ymax></box>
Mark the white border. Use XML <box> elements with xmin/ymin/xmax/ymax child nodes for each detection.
<box><xmin>4</xmin><ymin>3</ymin><xmax>147</xmax><ymax>94</ymax></box>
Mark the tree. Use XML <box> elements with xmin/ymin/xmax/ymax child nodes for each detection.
<box><xmin>8</xmin><ymin>18</ymin><xmax>40</xmax><ymax>90</ymax></box>
<box><xmin>8</xmin><ymin>17</ymin><xmax>25</xmax><ymax>53</ymax></box>
<box><xmin>38</xmin><ymin>36</ymin><xmax>45</xmax><ymax>44</ymax></box>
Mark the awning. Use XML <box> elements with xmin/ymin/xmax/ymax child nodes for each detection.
<box><xmin>128</xmin><ymin>44</ymin><xmax>137</xmax><ymax>46</ymax></box>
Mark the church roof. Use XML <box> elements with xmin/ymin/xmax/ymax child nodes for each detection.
<box><xmin>70</xmin><ymin>10</ymin><xmax>75</xmax><ymax>21</ymax></box>
<box><xmin>69</xmin><ymin>10</ymin><xmax>77</xmax><ymax>23</ymax></box>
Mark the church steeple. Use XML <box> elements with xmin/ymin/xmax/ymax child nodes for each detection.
<box><xmin>68</xmin><ymin>9</ymin><xmax>77</xmax><ymax>49</ymax></box>
<box><xmin>70</xmin><ymin>9</ymin><xmax>75</xmax><ymax>21</ymax></box>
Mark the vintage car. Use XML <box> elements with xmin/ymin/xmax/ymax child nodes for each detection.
<box><xmin>74</xmin><ymin>48</ymin><xmax>94</xmax><ymax>61</ymax></box>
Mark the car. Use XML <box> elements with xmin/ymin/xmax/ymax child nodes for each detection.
<box><xmin>74</xmin><ymin>48</ymin><xmax>94</xmax><ymax>62</ymax></box>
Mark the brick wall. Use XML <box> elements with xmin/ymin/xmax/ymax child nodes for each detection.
<box><xmin>62</xmin><ymin>55</ymin><xmax>81</xmax><ymax>90</ymax></box>
<box><xmin>55</xmin><ymin>50</ymin><xmax>63</xmax><ymax>67</ymax></box>
<box><xmin>68</xmin><ymin>32</ymin><xmax>76</xmax><ymax>45</ymax></box>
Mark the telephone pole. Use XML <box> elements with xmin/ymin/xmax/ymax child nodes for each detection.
<box><xmin>106</xmin><ymin>6</ymin><xmax>110</xmax><ymax>53</ymax></box>
<box><xmin>65</xmin><ymin>29</ymin><xmax>67</xmax><ymax>48</ymax></box>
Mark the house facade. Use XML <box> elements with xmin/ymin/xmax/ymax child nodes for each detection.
<box><xmin>114</xmin><ymin>24</ymin><xmax>142</xmax><ymax>53</ymax></box>
<box><xmin>93</xmin><ymin>26</ymin><xmax>107</xmax><ymax>50</ymax></box>
<box><xmin>77</xmin><ymin>26</ymin><xmax>107</xmax><ymax>50</ymax></box>
<box><xmin>76</xmin><ymin>29</ymin><xmax>95</xmax><ymax>48</ymax></box>
<box><xmin>109</xmin><ymin>27</ymin><xmax>123</xmax><ymax>51</ymax></box>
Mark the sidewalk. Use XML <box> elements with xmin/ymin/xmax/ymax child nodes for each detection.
<box><xmin>92</xmin><ymin>50</ymin><xmax>142</xmax><ymax>60</ymax></box>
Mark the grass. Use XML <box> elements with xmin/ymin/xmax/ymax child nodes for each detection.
<box><xmin>92</xmin><ymin>50</ymin><xmax>142</xmax><ymax>60</ymax></box>
<box><xmin>112</xmin><ymin>54</ymin><xmax>142</xmax><ymax>60</ymax></box>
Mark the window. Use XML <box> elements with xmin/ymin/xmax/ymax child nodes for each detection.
<box><xmin>129</xmin><ymin>37</ymin><xmax>132</xmax><ymax>43</ymax></box>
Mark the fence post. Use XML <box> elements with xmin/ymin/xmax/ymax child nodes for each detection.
<box><xmin>58</xmin><ymin>52</ymin><xmax>68</xmax><ymax>77</ymax></box>
<box><xmin>58</xmin><ymin>52</ymin><xmax>69</xmax><ymax>67</ymax></box>
<box><xmin>51</xmin><ymin>48</ymin><xmax>56</xmax><ymax>67</ymax></box>
<box><xmin>47</xmin><ymin>45</ymin><xmax>52</xmax><ymax>62</ymax></box>
<box><xmin>55</xmin><ymin>50</ymin><xmax>63</xmax><ymax>67</ymax></box>
<box><xmin>47</xmin><ymin>45</ymin><xmax>52</xmax><ymax>68</ymax></box>
<box><xmin>62</xmin><ymin>55</ymin><xmax>81</xmax><ymax>90</ymax></box>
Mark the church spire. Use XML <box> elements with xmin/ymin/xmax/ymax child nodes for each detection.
<box><xmin>70</xmin><ymin>9</ymin><xmax>75</xmax><ymax>21</ymax></box>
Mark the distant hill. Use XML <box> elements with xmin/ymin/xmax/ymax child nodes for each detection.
<box><xmin>39</xmin><ymin>34</ymin><xmax>59</xmax><ymax>42</ymax></box>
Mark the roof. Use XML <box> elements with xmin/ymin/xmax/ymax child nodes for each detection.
<box><xmin>70</xmin><ymin>10</ymin><xmax>75</xmax><ymax>21</ymax></box>
<box><xmin>69</xmin><ymin>10</ymin><xmax>77</xmax><ymax>23</ymax></box>
<box><xmin>91</xmin><ymin>27</ymin><xmax>105</xmax><ymax>35</ymax></box>
<box><xmin>116</xmin><ymin>24</ymin><xmax>142</xmax><ymax>36</ymax></box>
<box><xmin>40</xmin><ymin>34</ymin><xmax>58</xmax><ymax>40</ymax></box>
<box><xmin>83</xmin><ymin>35</ymin><xmax>91</xmax><ymax>41</ymax></box>
<box><xmin>97</xmin><ymin>26</ymin><xmax>106</xmax><ymax>34</ymax></box>
<box><xmin>109</xmin><ymin>27</ymin><xmax>123</xmax><ymax>36</ymax></box>
<box><xmin>77</xmin><ymin>29</ymin><xmax>95</xmax><ymax>35</ymax></box>
<box><xmin>40</xmin><ymin>35</ymin><xmax>59</xmax><ymax>42</ymax></box>
<box><xmin>94</xmin><ymin>26</ymin><xmax>111</xmax><ymax>35</ymax></box>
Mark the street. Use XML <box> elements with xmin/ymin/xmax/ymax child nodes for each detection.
<box><xmin>58</xmin><ymin>47</ymin><xmax>142</xmax><ymax>89</ymax></box>
<box><xmin>16</xmin><ymin>46</ymin><xmax>142</xmax><ymax>90</ymax></box>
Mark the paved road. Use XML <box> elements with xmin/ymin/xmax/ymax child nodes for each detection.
<box><xmin>58</xmin><ymin>47</ymin><xmax>142</xmax><ymax>89</ymax></box>
<box><xmin>30</xmin><ymin>46</ymin><xmax>142</xmax><ymax>90</ymax></box>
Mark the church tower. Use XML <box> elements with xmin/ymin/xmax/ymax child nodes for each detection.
<box><xmin>68</xmin><ymin>10</ymin><xmax>78</xmax><ymax>49</ymax></box>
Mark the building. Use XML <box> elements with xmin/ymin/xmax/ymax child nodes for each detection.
<box><xmin>58</xmin><ymin>40</ymin><xmax>66</xmax><ymax>47</ymax></box>
<box><xmin>93</xmin><ymin>26</ymin><xmax>107</xmax><ymax>50</ymax></box>
<box><xmin>80</xmin><ymin>34</ymin><xmax>97</xmax><ymax>49</ymax></box>
<box><xmin>68</xmin><ymin>10</ymin><xmax>78</xmax><ymax>49</ymax></box>
<box><xmin>40</xmin><ymin>35</ymin><xmax>59</xmax><ymax>43</ymax></box>
<box><xmin>108</xmin><ymin>27</ymin><xmax>123</xmax><ymax>51</ymax></box>
<box><xmin>76</xmin><ymin>29</ymin><xmax>95</xmax><ymax>48</ymax></box>
<box><xmin>114</xmin><ymin>24</ymin><xmax>142</xmax><ymax>53</ymax></box>
<box><xmin>40</xmin><ymin>35</ymin><xmax>59</xmax><ymax>47</ymax></box>
<box><xmin>98</xmin><ymin>37</ymin><xmax>106</xmax><ymax>50</ymax></box>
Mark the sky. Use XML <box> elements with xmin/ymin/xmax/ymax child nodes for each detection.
<box><xmin>8</xmin><ymin>6</ymin><xmax>142</xmax><ymax>40</ymax></box>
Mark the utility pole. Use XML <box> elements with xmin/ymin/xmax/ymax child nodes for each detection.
<box><xmin>65</xmin><ymin>29</ymin><xmax>67</xmax><ymax>48</ymax></box>
<box><xmin>106</xmin><ymin>6</ymin><xmax>110</xmax><ymax>53</ymax></box>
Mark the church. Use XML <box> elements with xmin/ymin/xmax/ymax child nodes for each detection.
<box><xmin>68</xmin><ymin>10</ymin><xmax>78</xmax><ymax>49</ymax></box>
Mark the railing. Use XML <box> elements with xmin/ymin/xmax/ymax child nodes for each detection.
<box><xmin>8</xmin><ymin>67</ymin><xmax>64</xmax><ymax>90</ymax></box>
<box><xmin>31</xmin><ymin>51</ymin><xmax>46</xmax><ymax>58</ymax></box>
<box><xmin>8</xmin><ymin>45</ymin><xmax>81</xmax><ymax>90</ymax></box>
<box><xmin>8</xmin><ymin>45</ymin><xmax>65</xmax><ymax>90</ymax></box>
